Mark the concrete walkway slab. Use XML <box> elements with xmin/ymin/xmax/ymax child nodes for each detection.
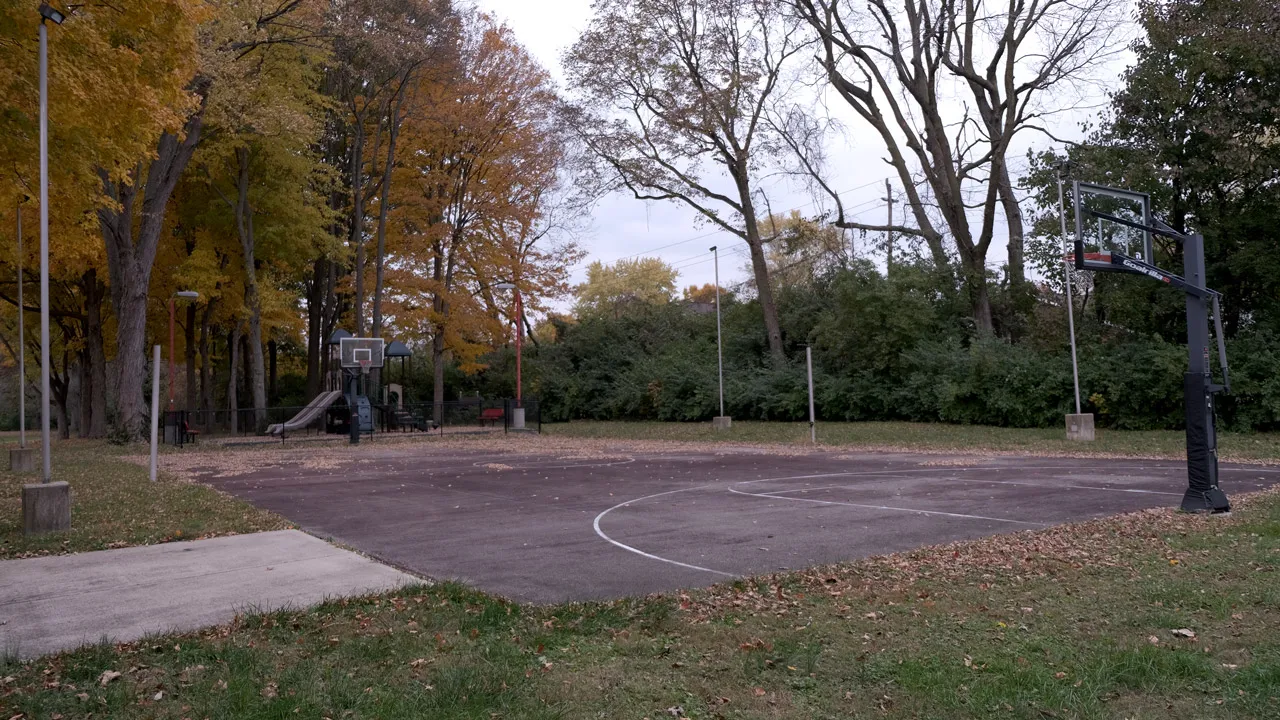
<box><xmin>0</xmin><ymin>530</ymin><xmax>418</xmax><ymax>659</ymax></box>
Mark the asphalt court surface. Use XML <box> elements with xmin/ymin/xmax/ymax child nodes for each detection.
<box><xmin>196</xmin><ymin>446</ymin><xmax>1280</xmax><ymax>603</ymax></box>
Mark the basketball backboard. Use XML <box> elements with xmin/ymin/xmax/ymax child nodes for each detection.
<box><xmin>339</xmin><ymin>337</ymin><xmax>385</xmax><ymax>374</ymax></box>
<box><xmin>1071</xmin><ymin>182</ymin><xmax>1154</xmax><ymax>271</ymax></box>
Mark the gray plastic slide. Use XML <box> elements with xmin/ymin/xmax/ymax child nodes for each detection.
<box><xmin>265</xmin><ymin>390</ymin><xmax>343</xmax><ymax>436</ymax></box>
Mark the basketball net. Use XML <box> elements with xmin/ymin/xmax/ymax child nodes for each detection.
<box><xmin>359</xmin><ymin>359</ymin><xmax>371</xmax><ymax>375</ymax></box>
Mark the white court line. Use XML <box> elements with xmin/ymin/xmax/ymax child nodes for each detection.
<box><xmin>761</xmin><ymin>478</ymin><xmax>1182</xmax><ymax>497</ymax></box>
<box><xmin>727</xmin><ymin>486</ymin><xmax>1047</xmax><ymax>526</ymax></box>
<box><xmin>593</xmin><ymin>463</ymin><xmax>1276</xmax><ymax>575</ymax></box>
<box><xmin>474</xmin><ymin>457</ymin><xmax>636</xmax><ymax>470</ymax></box>
<box><xmin>592</xmin><ymin>487</ymin><xmax>736</xmax><ymax>577</ymax></box>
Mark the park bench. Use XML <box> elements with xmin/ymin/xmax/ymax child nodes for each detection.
<box><xmin>182</xmin><ymin>420</ymin><xmax>200</xmax><ymax>444</ymax></box>
<box><xmin>479</xmin><ymin>408</ymin><xmax>504</xmax><ymax>427</ymax></box>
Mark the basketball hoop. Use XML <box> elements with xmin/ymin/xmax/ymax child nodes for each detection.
<box><xmin>359</xmin><ymin>359</ymin><xmax>371</xmax><ymax>375</ymax></box>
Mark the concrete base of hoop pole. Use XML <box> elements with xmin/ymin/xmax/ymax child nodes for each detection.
<box><xmin>10</xmin><ymin>447</ymin><xmax>38</xmax><ymax>472</ymax></box>
<box><xmin>22</xmin><ymin>480</ymin><xmax>71</xmax><ymax>535</ymax></box>
<box><xmin>712</xmin><ymin>416</ymin><xmax>732</xmax><ymax>430</ymax></box>
<box><xmin>510</xmin><ymin>407</ymin><xmax>526</xmax><ymax>430</ymax></box>
<box><xmin>1066</xmin><ymin>413</ymin><xmax>1096</xmax><ymax>442</ymax></box>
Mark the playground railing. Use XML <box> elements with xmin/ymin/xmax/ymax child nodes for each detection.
<box><xmin>162</xmin><ymin>397</ymin><xmax>541</xmax><ymax>445</ymax></box>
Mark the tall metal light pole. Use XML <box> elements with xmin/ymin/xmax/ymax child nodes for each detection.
<box><xmin>710</xmin><ymin>246</ymin><xmax>728</xmax><ymax>428</ymax></box>
<box><xmin>22</xmin><ymin>4</ymin><xmax>70</xmax><ymax>535</ymax></box>
<box><xmin>17</xmin><ymin>200</ymin><xmax>26</xmax><ymax>449</ymax></box>
<box><xmin>39</xmin><ymin>3</ymin><xmax>65</xmax><ymax>483</ymax></box>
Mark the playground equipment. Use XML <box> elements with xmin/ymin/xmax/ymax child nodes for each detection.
<box><xmin>1071</xmin><ymin>181</ymin><xmax>1231</xmax><ymax>513</ymax></box>
<box><xmin>265</xmin><ymin>390</ymin><xmax>343</xmax><ymax>437</ymax></box>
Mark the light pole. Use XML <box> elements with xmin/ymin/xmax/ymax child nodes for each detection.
<box><xmin>494</xmin><ymin>282</ymin><xmax>524</xmax><ymax>428</ymax></box>
<box><xmin>710</xmin><ymin>246</ymin><xmax>729</xmax><ymax>429</ymax></box>
<box><xmin>17</xmin><ymin>199</ymin><xmax>26</xmax><ymax>449</ymax></box>
<box><xmin>22</xmin><ymin>3</ymin><xmax>70</xmax><ymax>534</ymax></box>
<box><xmin>39</xmin><ymin>3</ymin><xmax>65</xmax><ymax>482</ymax></box>
<box><xmin>169</xmin><ymin>291</ymin><xmax>199</xmax><ymax>408</ymax></box>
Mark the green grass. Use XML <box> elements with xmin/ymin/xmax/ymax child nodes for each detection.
<box><xmin>5</xmin><ymin>487</ymin><xmax>1280</xmax><ymax>718</ymax></box>
<box><xmin>0</xmin><ymin>440</ymin><xmax>289</xmax><ymax>559</ymax></box>
<box><xmin>544</xmin><ymin>420</ymin><xmax>1280</xmax><ymax>462</ymax></box>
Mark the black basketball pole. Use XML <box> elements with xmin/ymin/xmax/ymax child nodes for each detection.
<box><xmin>1181</xmin><ymin>233</ymin><xmax>1229</xmax><ymax>512</ymax></box>
<box><xmin>348</xmin><ymin>370</ymin><xmax>360</xmax><ymax>446</ymax></box>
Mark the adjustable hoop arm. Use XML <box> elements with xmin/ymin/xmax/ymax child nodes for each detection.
<box><xmin>1083</xmin><ymin>209</ymin><xmax>1231</xmax><ymax>394</ymax></box>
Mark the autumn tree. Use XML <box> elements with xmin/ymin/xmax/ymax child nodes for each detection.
<box><xmin>575</xmin><ymin>257</ymin><xmax>679</xmax><ymax>318</ymax></box>
<box><xmin>389</xmin><ymin>13</ymin><xmax>573</xmax><ymax>418</ymax></box>
<box><xmin>756</xmin><ymin>212</ymin><xmax>849</xmax><ymax>289</ymax></box>
<box><xmin>682</xmin><ymin>284</ymin><xmax>719</xmax><ymax>304</ymax></box>
<box><xmin>790</xmin><ymin>0</ymin><xmax>1126</xmax><ymax>333</ymax></box>
<box><xmin>563</xmin><ymin>0</ymin><xmax>814</xmax><ymax>361</ymax></box>
<box><xmin>197</xmin><ymin>1</ymin><xmax>331</xmax><ymax>429</ymax></box>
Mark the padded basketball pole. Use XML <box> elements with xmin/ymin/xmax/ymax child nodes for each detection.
<box><xmin>1181</xmin><ymin>233</ymin><xmax>1229</xmax><ymax>513</ymax></box>
<box><xmin>348</xmin><ymin>370</ymin><xmax>360</xmax><ymax>446</ymax></box>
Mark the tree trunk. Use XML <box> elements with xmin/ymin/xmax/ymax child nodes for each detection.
<box><xmin>52</xmin><ymin>350</ymin><xmax>70</xmax><ymax>440</ymax></box>
<box><xmin>430</xmin><ymin>241</ymin><xmax>455</xmax><ymax>426</ymax></box>
<box><xmin>372</xmin><ymin>95</ymin><xmax>402</xmax><ymax>340</ymax></box>
<box><xmin>185</xmin><ymin>302</ymin><xmax>197</xmax><ymax>413</ymax></box>
<box><xmin>96</xmin><ymin>92</ymin><xmax>209</xmax><ymax>439</ymax></box>
<box><xmin>321</xmin><ymin>260</ymin><xmax>337</xmax><ymax>389</ymax></box>
<box><xmin>268</xmin><ymin>339</ymin><xmax>278</xmax><ymax>405</ymax></box>
<box><xmin>305</xmin><ymin>257</ymin><xmax>327</xmax><ymax>400</ymax></box>
<box><xmin>737</xmin><ymin>185</ymin><xmax>784</xmax><ymax>360</ymax></box>
<box><xmin>82</xmin><ymin>269</ymin><xmax>107</xmax><ymax>438</ymax></box>
<box><xmin>961</xmin><ymin>250</ymin><xmax>994</xmax><ymax>334</ymax></box>
<box><xmin>199</xmin><ymin>302</ymin><xmax>214</xmax><ymax>429</ymax></box>
<box><xmin>78</xmin><ymin>351</ymin><xmax>91</xmax><ymax>438</ymax></box>
<box><xmin>351</xmin><ymin>118</ymin><xmax>367</xmax><ymax>336</ymax></box>
<box><xmin>227</xmin><ymin>326</ymin><xmax>241</xmax><ymax>434</ymax></box>
<box><xmin>230</xmin><ymin>146</ymin><xmax>269</xmax><ymax>430</ymax></box>
<box><xmin>995</xmin><ymin>163</ymin><xmax>1026</xmax><ymax>288</ymax></box>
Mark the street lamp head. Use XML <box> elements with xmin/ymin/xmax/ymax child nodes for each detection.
<box><xmin>709</xmin><ymin>245</ymin><xmax>717</xmax><ymax>252</ymax></box>
<box><xmin>494</xmin><ymin>282</ymin><xmax>516</xmax><ymax>290</ymax></box>
<box><xmin>39</xmin><ymin>3</ymin><xmax>66</xmax><ymax>24</ymax></box>
<box><xmin>174</xmin><ymin>290</ymin><xmax>199</xmax><ymax>300</ymax></box>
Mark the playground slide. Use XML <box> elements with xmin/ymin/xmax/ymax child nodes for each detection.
<box><xmin>265</xmin><ymin>390</ymin><xmax>343</xmax><ymax>436</ymax></box>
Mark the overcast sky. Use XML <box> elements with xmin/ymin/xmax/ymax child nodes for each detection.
<box><xmin>475</xmin><ymin>0</ymin><xmax>1130</xmax><ymax>298</ymax></box>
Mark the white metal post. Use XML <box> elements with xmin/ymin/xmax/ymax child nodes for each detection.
<box><xmin>150</xmin><ymin>345</ymin><xmax>160</xmax><ymax>482</ymax></box>
<box><xmin>17</xmin><ymin>202</ymin><xmax>24</xmax><ymax>448</ymax></box>
<box><xmin>39</xmin><ymin>19</ymin><xmax>51</xmax><ymax>483</ymax></box>
<box><xmin>806</xmin><ymin>345</ymin><xmax>815</xmax><ymax>444</ymax></box>
<box><xmin>1057</xmin><ymin>174</ymin><xmax>1083</xmax><ymax>415</ymax></box>
<box><xmin>712</xmin><ymin>246</ymin><xmax>724</xmax><ymax>417</ymax></box>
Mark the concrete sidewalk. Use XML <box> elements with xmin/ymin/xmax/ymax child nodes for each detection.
<box><xmin>0</xmin><ymin>530</ymin><xmax>418</xmax><ymax>659</ymax></box>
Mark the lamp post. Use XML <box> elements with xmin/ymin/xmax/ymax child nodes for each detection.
<box><xmin>22</xmin><ymin>3</ymin><xmax>70</xmax><ymax>534</ymax></box>
<box><xmin>494</xmin><ymin>282</ymin><xmax>524</xmax><ymax>428</ymax></box>
<box><xmin>169</xmin><ymin>291</ymin><xmax>199</xmax><ymax>408</ymax></box>
<box><xmin>38</xmin><ymin>3</ymin><xmax>64</xmax><ymax>482</ymax></box>
<box><xmin>17</xmin><ymin>199</ymin><xmax>26</xmax><ymax>449</ymax></box>
<box><xmin>710</xmin><ymin>246</ymin><xmax>730</xmax><ymax>429</ymax></box>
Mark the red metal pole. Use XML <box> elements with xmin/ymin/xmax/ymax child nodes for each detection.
<box><xmin>515</xmin><ymin>288</ymin><xmax>522</xmax><ymax>408</ymax></box>
<box><xmin>168</xmin><ymin>297</ymin><xmax>175</xmax><ymax>408</ymax></box>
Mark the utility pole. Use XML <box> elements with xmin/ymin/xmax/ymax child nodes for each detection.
<box><xmin>711</xmin><ymin>246</ymin><xmax>729</xmax><ymax>429</ymax></box>
<box><xmin>884</xmin><ymin>179</ymin><xmax>894</xmax><ymax>275</ymax></box>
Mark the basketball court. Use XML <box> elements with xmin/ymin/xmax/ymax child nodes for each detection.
<box><xmin>194</xmin><ymin>443</ymin><xmax>1280</xmax><ymax>603</ymax></box>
